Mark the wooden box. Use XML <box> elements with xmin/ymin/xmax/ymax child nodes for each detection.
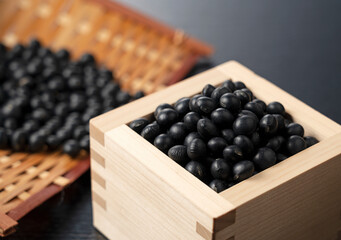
<box><xmin>0</xmin><ymin>0</ymin><xmax>212</xmax><ymax>236</ymax></box>
<box><xmin>90</xmin><ymin>60</ymin><xmax>341</xmax><ymax>240</ymax></box>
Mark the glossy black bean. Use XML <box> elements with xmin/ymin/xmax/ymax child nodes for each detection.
<box><xmin>233</xmin><ymin>160</ymin><xmax>254</xmax><ymax>181</ymax></box>
<box><xmin>156</xmin><ymin>108</ymin><xmax>178</xmax><ymax>127</ymax></box>
<box><xmin>244</xmin><ymin>101</ymin><xmax>264</xmax><ymax>118</ymax></box>
<box><xmin>202</xmin><ymin>84</ymin><xmax>215</xmax><ymax>97</ymax></box>
<box><xmin>211</xmin><ymin>87</ymin><xmax>231</xmax><ymax>103</ymax></box>
<box><xmin>168</xmin><ymin>122</ymin><xmax>187</xmax><ymax>143</ymax></box>
<box><xmin>196</xmin><ymin>96</ymin><xmax>216</xmax><ymax>115</ymax></box>
<box><xmin>32</xmin><ymin>108</ymin><xmax>50</xmax><ymax>123</ymax></box>
<box><xmin>221</xmin><ymin>79</ymin><xmax>235</xmax><ymax>92</ymax></box>
<box><xmin>189</xmin><ymin>94</ymin><xmax>202</xmax><ymax>112</ymax></box>
<box><xmin>174</xmin><ymin>97</ymin><xmax>190</xmax><ymax>117</ymax></box>
<box><xmin>209</xmin><ymin>179</ymin><xmax>228</xmax><ymax>193</ymax></box>
<box><xmin>63</xmin><ymin>139</ymin><xmax>81</xmax><ymax>158</ymax></box>
<box><xmin>80</xmin><ymin>135</ymin><xmax>90</xmax><ymax>151</ymax></box>
<box><xmin>250</xmin><ymin>131</ymin><xmax>261</xmax><ymax>148</ymax></box>
<box><xmin>129</xmin><ymin>118</ymin><xmax>150</xmax><ymax>134</ymax></box>
<box><xmin>286</xmin><ymin>123</ymin><xmax>304</xmax><ymax>137</ymax></box>
<box><xmin>11</xmin><ymin>129</ymin><xmax>27</xmax><ymax>151</ymax></box>
<box><xmin>259</xmin><ymin>114</ymin><xmax>278</xmax><ymax>136</ymax></box>
<box><xmin>234</xmin><ymin>89</ymin><xmax>251</xmax><ymax>105</ymax></box>
<box><xmin>253</xmin><ymin>99</ymin><xmax>266</xmax><ymax>111</ymax></box>
<box><xmin>183</xmin><ymin>112</ymin><xmax>201</xmax><ymax>132</ymax></box>
<box><xmin>210</xmin><ymin>158</ymin><xmax>230</xmax><ymax>180</ymax></box>
<box><xmin>266</xmin><ymin>101</ymin><xmax>285</xmax><ymax>115</ymax></box>
<box><xmin>253</xmin><ymin>147</ymin><xmax>276</xmax><ymax>170</ymax></box>
<box><xmin>22</xmin><ymin>120</ymin><xmax>40</xmax><ymax>134</ymax></box>
<box><xmin>187</xmin><ymin>138</ymin><xmax>207</xmax><ymax>160</ymax></box>
<box><xmin>241</xmin><ymin>88</ymin><xmax>253</xmax><ymax>100</ymax></box>
<box><xmin>273</xmin><ymin>114</ymin><xmax>285</xmax><ymax>131</ymax></box>
<box><xmin>287</xmin><ymin>135</ymin><xmax>306</xmax><ymax>155</ymax></box>
<box><xmin>233</xmin><ymin>81</ymin><xmax>246</xmax><ymax>90</ymax></box>
<box><xmin>185</xmin><ymin>161</ymin><xmax>206</xmax><ymax>180</ymax></box>
<box><xmin>154</xmin><ymin>134</ymin><xmax>174</xmax><ymax>153</ymax></box>
<box><xmin>197</xmin><ymin>118</ymin><xmax>220</xmax><ymax>139</ymax></box>
<box><xmin>223</xmin><ymin>145</ymin><xmax>243</xmax><ymax>162</ymax></box>
<box><xmin>168</xmin><ymin>145</ymin><xmax>189</xmax><ymax>165</ymax></box>
<box><xmin>116</xmin><ymin>91</ymin><xmax>131</xmax><ymax>105</ymax></box>
<box><xmin>207</xmin><ymin>137</ymin><xmax>227</xmax><ymax>156</ymax></box>
<box><xmin>219</xmin><ymin>93</ymin><xmax>241</xmax><ymax>113</ymax></box>
<box><xmin>183</xmin><ymin>132</ymin><xmax>202</xmax><ymax>146</ymax></box>
<box><xmin>233</xmin><ymin>135</ymin><xmax>254</xmax><ymax>156</ymax></box>
<box><xmin>46</xmin><ymin>135</ymin><xmax>61</xmax><ymax>150</ymax></box>
<box><xmin>304</xmin><ymin>136</ymin><xmax>319</xmax><ymax>148</ymax></box>
<box><xmin>141</xmin><ymin>122</ymin><xmax>161</xmax><ymax>143</ymax></box>
<box><xmin>210</xmin><ymin>108</ymin><xmax>234</xmax><ymax>129</ymax></box>
<box><xmin>73</xmin><ymin>126</ymin><xmax>87</xmax><ymax>140</ymax></box>
<box><xmin>266</xmin><ymin>135</ymin><xmax>285</xmax><ymax>152</ymax></box>
<box><xmin>233</xmin><ymin>115</ymin><xmax>258</xmax><ymax>135</ymax></box>
<box><xmin>221</xmin><ymin>129</ymin><xmax>235</xmax><ymax>144</ymax></box>
<box><xmin>28</xmin><ymin>134</ymin><xmax>45</xmax><ymax>152</ymax></box>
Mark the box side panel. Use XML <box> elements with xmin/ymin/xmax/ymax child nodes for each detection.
<box><xmin>219</xmin><ymin>133</ymin><xmax>341</xmax><ymax>240</ymax></box>
<box><xmin>102</xmin><ymin>125</ymin><xmax>235</xmax><ymax>240</ymax></box>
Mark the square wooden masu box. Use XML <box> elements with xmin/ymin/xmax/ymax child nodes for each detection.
<box><xmin>89</xmin><ymin>61</ymin><xmax>341</xmax><ymax>240</ymax></box>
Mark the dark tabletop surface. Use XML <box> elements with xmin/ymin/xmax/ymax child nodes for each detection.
<box><xmin>6</xmin><ymin>0</ymin><xmax>341</xmax><ymax>239</ymax></box>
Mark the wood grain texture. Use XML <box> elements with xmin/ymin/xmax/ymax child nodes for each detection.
<box><xmin>91</xmin><ymin>60</ymin><xmax>341</xmax><ymax>240</ymax></box>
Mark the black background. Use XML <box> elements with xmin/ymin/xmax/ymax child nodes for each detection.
<box><xmin>6</xmin><ymin>0</ymin><xmax>341</xmax><ymax>239</ymax></box>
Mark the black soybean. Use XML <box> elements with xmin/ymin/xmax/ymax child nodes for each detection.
<box><xmin>184</xmin><ymin>132</ymin><xmax>202</xmax><ymax>146</ymax></box>
<box><xmin>221</xmin><ymin>79</ymin><xmax>235</xmax><ymax>92</ymax></box>
<box><xmin>141</xmin><ymin>122</ymin><xmax>161</xmax><ymax>143</ymax></box>
<box><xmin>185</xmin><ymin>161</ymin><xmax>206</xmax><ymax>180</ymax></box>
<box><xmin>286</xmin><ymin>123</ymin><xmax>304</xmax><ymax>137</ymax></box>
<box><xmin>233</xmin><ymin>135</ymin><xmax>254</xmax><ymax>156</ymax></box>
<box><xmin>174</xmin><ymin>97</ymin><xmax>190</xmax><ymax>117</ymax></box>
<box><xmin>156</xmin><ymin>108</ymin><xmax>178</xmax><ymax>127</ymax></box>
<box><xmin>219</xmin><ymin>93</ymin><xmax>241</xmax><ymax>113</ymax></box>
<box><xmin>232</xmin><ymin>115</ymin><xmax>258</xmax><ymax>135</ymax></box>
<box><xmin>266</xmin><ymin>135</ymin><xmax>285</xmax><ymax>152</ymax></box>
<box><xmin>168</xmin><ymin>122</ymin><xmax>187</xmax><ymax>143</ymax></box>
<box><xmin>287</xmin><ymin>135</ymin><xmax>306</xmax><ymax>155</ymax></box>
<box><xmin>253</xmin><ymin>147</ymin><xmax>276</xmax><ymax>170</ymax></box>
<box><xmin>129</xmin><ymin>118</ymin><xmax>150</xmax><ymax>134</ymax></box>
<box><xmin>223</xmin><ymin>145</ymin><xmax>243</xmax><ymax>162</ymax></box>
<box><xmin>207</xmin><ymin>137</ymin><xmax>227</xmax><ymax>156</ymax></box>
<box><xmin>233</xmin><ymin>160</ymin><xmax>254</xmax><ymax>181</ymax></box>
<box><xmin>154</xmin><ymin>103</ymin><xmax>173</xmax><ymax>118</ymax></box>
<box><xmin>183</xmin><ymin>112</ymin><xmax>201</xmax><ymax>132</ymax></box>
<box><xmin>168</xmin><ymin>145</ymin><xmax>189</xmax><ymax>165</ymax></box>
<box><xmin>211</xmin><ymin>87</ymin><xmax>231</xmax><ymax>103</ymax></box>
<box><xmin>234</xmin><ymin>89</ymin><xmax>251</xmax><ymax>105</ymax></box>
<box><xmin>187</xmin><ymin>138</ymin><xmax>207</xmax><ymax>160</ymax></box>
<box><xmin>233</xmin><ymin>81</ymin><xmax>246</xmax><ymax>90</ymax></box>
<box><xmin>244</xmin><ymin>101</ymin><xmax>264</xmax><ymax>118</ymax></box>
<box><xmin>266</xmin><ymin>101</ymin><xmax>285</xmax><ymax>115</ymax></box>
<box><xmin>196</xmin><ymin>96</ymin><xmax>216</xmax><ymax>115</ymax></box>
<box><xmin>221</xmin><ymin>129</ymin><xmax>235</xmax><ymax>144</ymax></box>
<box><xmin>259</xmin><ymin>114</ymin><xmax>278</xmax><ymax>136</ymax></box>
<box><xmin>63</xmin><ymin>139</ymin><xmax>80</xmax><ymax>158</ymax></box>
<box><xmin>154</xmin><ymin>134</ymin><xmax>174</xmax><ymax>153</ymax></box>
<box><xmin>202</xmin><ymin>84</ymin><xmax>215</xmax><ymax>97</ymax></box>
<box><xmin>210</xmin><ymin>108</ymin><xmax>234</xmax><ymax>129</ymax></box>
<box><xmin>209</xmin><ymin>179</ymin><xmax>228</xmax><ymax>193</ymax></box>
<box><xmin>197</xmin><ymin>119</ymin><xmax>219</xmax><ymax>139</ymax></box>
<box><xmin>304</xmin><ymin>136</ymin><xmax>319</xmax><ymax>148</ymax></box>
<box><xmin>210</xmin><ymin>158</ymin><xmax>230</xmax><ymax>180</ymax></box>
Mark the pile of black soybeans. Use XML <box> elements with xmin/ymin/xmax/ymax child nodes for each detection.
<box><xmin>0</xmin><ymin>39</ymin><xmax>144</xmax><ymax>157</ymax></box>
<box><xmin>129</xmin><ymin>80</ymin><xmax>319</xmax><ymax>193</ymax></box>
